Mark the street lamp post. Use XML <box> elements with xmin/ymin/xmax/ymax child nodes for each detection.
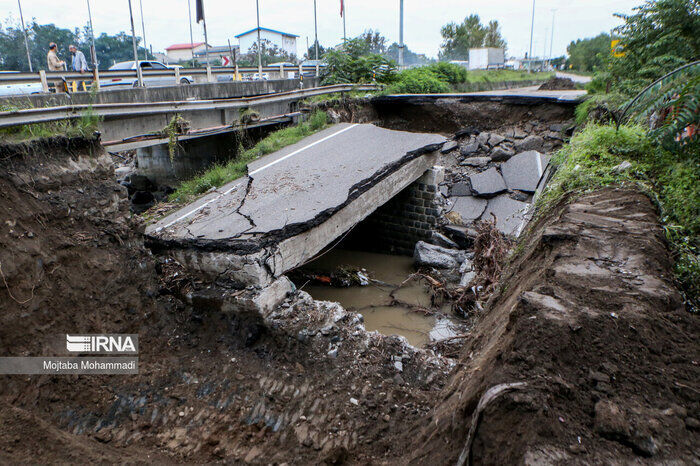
<box><xmin>127</xmin><ymin>0</ymin><xmax>144</xmax><ymax>86</ymax></box>
<box><xmin>17</xmin><ymin>0</ymin><xmax>32</xmax><ymax>72</ymax></box>
<box><xmin>549</xmin><ymin>9</ymin><xmax>557</xmax><ymax>69</ymax></box>
<box><xmin>528</xmin><ymin>0</ymin><xmax>535</xmax><ymax>72</ymax></box>
<box><xmin>86</xmin><ymin>0</ymin><xmax>98</xmax><ymax>68</ymax></box>
<box><xmin>313</xmin><ymin>0</ymin><xmax>319</xmax><ymax>61</ymax></box>
<box><xmin>398</xmin><ymin>0</ymin><xmax>404</xmax><ymax>68</ymax></box>
<box><xmin>256</xmin><ymin>0</ymin><xmax>263</xmax><ymax>77</ymax></box>
<box><xmin>139</xmin><ymin>0</ymin><xmax>148</xmax><ymax>59</ymax></box>
<box><xmin>187</xmin><ymin>0</ymin><xmax>195</xmax><ymax>62</ymax></box>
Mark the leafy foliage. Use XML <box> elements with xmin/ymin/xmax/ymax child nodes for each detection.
<box><xmin>423</xmin><ymin>62</ymin><xmax>467</xmax><ymax>84</ymax></box>
<box><xmin>238</xmin><ymin>39</ymin><xmax>295</xmax><ymax>66</ymax></box>
<box><xmin>321</xmin><ymin>38</ymin><xmax>396</xmax><ymax>85</ymax></box>
<box><xmin>384</xmin><ymin>42</ymin><xmax>432</xmax><ymax>66</ymax></box>
<box><xmin>439</xmin><ymin>15</ymin><xmax>506</xmax><ymax>61</ymax></box>
<box><xmin>610</xmin><ymin>0</ymin><xmax>700</xmax><ymax>95</ymax></box>
<box><xmin>386</xmin><ymin>68</ymin><xmax>450</xmax><ymax>94</ymax></box>
<box><xmin>566</xmin><ymin>33</ymin><xmax>612</xmax><ymax>72</ymax></box>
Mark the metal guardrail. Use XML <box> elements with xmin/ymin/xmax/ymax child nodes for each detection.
<box><xmin>0</xmin><ymin>65</ymin><xmax>323</xmax><ymax>85</ymax></box>
<box><xmin>0</xmin><ymin>84</ymin><xmax>379</xmax><ymax>128</ymax></box>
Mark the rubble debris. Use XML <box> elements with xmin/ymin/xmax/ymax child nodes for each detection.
<box><xmin>468</xmin><ymin>168</ymin><xmax>507</xmax><ymax>196</ymax></box>
<box><xmin>413</xmin><ymin>241</ymin><xmax>468</xmax><ymax>269</ymax></box>
<box><xmin>500</xmin><ymin>150</ymin><xmax>549</xmax><ymax>192</ymax></box>
<box><xmin>481</xmin><ymin>195</ymin><xmax>529</xmax><ymax>236</ymax></box>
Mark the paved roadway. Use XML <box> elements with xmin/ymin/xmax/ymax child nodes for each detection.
<box><xmin>464</xmin><ymin>85</ymin><xmax>587</xmax><ymax>101</ymax></box>
<box><xmin>556</xmin><ymin>71</ymin><xmax>593</xmax><ymax>83</ymax></box>
<box><xmin>147</xmin><ymin>123</ymin><xmax>445</xmax><ymax>244</ymax></box>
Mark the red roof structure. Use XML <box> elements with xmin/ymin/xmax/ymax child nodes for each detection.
<box><xmin>165</xmin><ymin>42</ymin><xmax>205</xmax><ymax>51</ymax></box>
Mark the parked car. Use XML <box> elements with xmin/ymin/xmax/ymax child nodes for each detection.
<box><xmin>252</xmin><ymin>72</ymin><xmax>270</xmax><ymax>81</ymax></box>
<box><xmin>0</xmin><ymin>71</ymin><xmax>44</xmax><ymax>96</ymax></box>
<box><xmin>99</xmin><ymin>61</ymin><xmax>194</xmax><ymax>88</ymax></box>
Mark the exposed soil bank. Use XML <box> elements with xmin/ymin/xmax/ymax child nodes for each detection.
<box><xmin>409</xmin><ymin>188</ymin><xmax>699</xmax><ymax>464</ymax></box>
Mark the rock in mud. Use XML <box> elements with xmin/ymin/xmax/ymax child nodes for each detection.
<box><xmin>514</xmin><ymin>135</ymin><xmax>545</xmax><ymax>152</ymax></box>
<box><xmin>488</xmin><ymin>133</ymin><xmax>506</xmax><ymax>146</ymax></box>
<box><xmin>460</xmin><ymin>156</ymin><xmax>490</xmax><ymax>168</ymax></box>
<box><xmin>454</xmin><ymin>127</ymin><xmax>479</xmax><ymax>139</ymax></box>
<box><xmin>460</xmin><ymin>142</ymin><xmax>480</xmax><ymax>156</ymax></box>
<box><xmin>441</xmin><ymin>140</ymin><xmax>459</xmax><ymax>154</ymax></box>
<box><xmin>413</xmin><ymin>241</ymin><xmax>467</xmax><ymax>269</ymax></box>
<box><xmin>430</xmin><ymin>231</ymin><xmax>459</xmax><ymax>249</ymax></box>
<box><xmin>490</xmin><ymin>147</ymin><xmax>515</xmax><ymax>162</ymax></box>
<box><xmin>594</xmin><ymin>400</ymin><xmax>631</xmax><ymax>440</ymax></box>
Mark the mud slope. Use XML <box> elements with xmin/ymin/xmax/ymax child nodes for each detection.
<box><xmin>411</xmin><ymin>188</ymin><xmax>699</xmax><ymax>464</ymax></box>
<box><xmin>0</xmin><ymin>137</ymin><xmax>452</xmax><ymax>463</ymax></box>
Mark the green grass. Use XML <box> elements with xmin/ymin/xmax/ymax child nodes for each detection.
<box><xmin>464</xmin><ymin>69</ymin><xmax>553</xmax><ymax>83</ymax></box>
<box><xmin>0</xmin><ymin>100</ymin><xmax>101</xmax><ymax>143</ymax></box>
<box><xmin>302</xmin><ymin>90</ymin><xmax>377</xmax><ymax>105</ymax></box>
<box><xmin>535</xmin><ymin>123</ymin><xmax>699</xmax><ymax>308</ymax></box>
<box><xmin>168</xmin><ymin>110</ymin><xmax>329</xmax><ymax>203</ymax></box>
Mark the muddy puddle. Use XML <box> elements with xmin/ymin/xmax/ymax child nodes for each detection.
<box><xmin>295</xmin><ymin>249</ymin><xmax>462</xmax><ymax>346</ymax></box>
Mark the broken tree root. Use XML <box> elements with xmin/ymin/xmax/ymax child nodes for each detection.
<box><xmin>456</xmin><ymin>382</ymin><xmax>528</xmax><ymax>466</ymax></box>
<box><xmin>0</xmin><ymin>260</ymin><xmax>36</xmax><ymax>304</ymax></box>
<box><xmin>472</xmin><ymin>215</ymin><xmax>513</xmax><ymax>296</ymax></box>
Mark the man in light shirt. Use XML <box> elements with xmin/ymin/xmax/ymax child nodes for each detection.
<box><xmin>69</xmin><ymin>45</ymin><xmax>89</xmax><ymax>73</ymax></box>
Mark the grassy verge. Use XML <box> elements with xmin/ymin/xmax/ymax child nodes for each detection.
<box><xmin>464</xmin><ymin>69</ymin><xmax>553</xmax><ymax>83</ymax></box>
<box><xmin>168</xmin><ymin>110</ymin><xmax>329</xmax><ymax>203</ymax></box>
<box><xmin>535</xmin><ymin>123</ymin><xmax>699</xmax><ymax>308</ymax></box>
<box><xmin>0</xmin><ymin>101</ymin><xmax>101</xmax><ymax>143</ymax></box>
<box><xmin>302</xmin><ymin>90</ymin><xmax>377</xmax><ymax>105</ymax></box>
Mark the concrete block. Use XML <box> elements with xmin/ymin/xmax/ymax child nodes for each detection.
<box><xmin>500</xmin><ymin>150</ymin><xmax>549</xmax><ymax>192</ymax></box>
<box><xmin>514</xmin><ymin>135</ymin><xmax>545</xmax><ymax>152</ymax></box>
<box><xmin>222</xmin><ymin>276</ymin><xmax>294</xmax><ymax>317</ymax></box>
<box><xmin>450</xmin><ymin>181</ymin><xmax>472</xmax><ymax>197</ymax></box>
<box><xmin>460</xmin><ymin>156</ymin><xmax>490</xmax><ymax>168</ymax></box>
<box><xmin>419</xmin><ymin>166</ymin><xmax>445</xmax><ymax>185</ymax></box>
<box><xmin>482</xmin><ymin>195</ymin><xmax>529</xmax><ymax>236</ymax></box>
<box><xmin>441</xmin><ymin>140</ymin><xmax>459</xmax><ymax>154</ymax></box>
<box><xmin>449</xmin><ymin>196</ymin><xmax>488</xmax><ymax>222</ymax></box>
<box><xmin>468</xmin><ymin>167</ymin><xmax>507</xmax><ymax>196</ymax></box>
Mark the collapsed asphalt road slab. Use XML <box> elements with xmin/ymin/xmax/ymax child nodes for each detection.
<box><xmin>146</xmin><ymin>123</ymin><xmax>445</xmax><ymax>286</ymax></box>
<box><xmin>500</xmin><ymin>150</ymin><xmax>551</xmax><ymax>192</ymax></box>
<box><xmin>468</xmin><ymin>167</ymin><xmax>507</xmax><ymax>196</ymax></box>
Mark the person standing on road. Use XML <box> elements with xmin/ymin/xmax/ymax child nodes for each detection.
<box><xmin>46</xmin><ymin>42</ymin><xmax>65</xmax><ymax>71</ymax></box>
<box><xmin>69</xmin><ymin>45</ymin><xmax>88</xmax><ymax>73</ymax></box>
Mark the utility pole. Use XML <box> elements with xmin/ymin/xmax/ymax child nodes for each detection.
<box><xmin>256</xmin><ymin>0</ymin><xmax>263</xmax><ymax>77</ymax></box>
<box><xmin>127</xmin><ymin>0</ymin><xmax>143</xmax><ymax>86</ymax></box>
<box><xmin>528</xmin><ymin>0</ymin><xmax>535</xmax><ymax>72</ymax></box>
<box><xmin>341</xmin><ymin>0</ymin><xmax>346</xmax><ymax>41</ymax></box>
<box><xmin>313</xmin><ymin>0</ymin><xmax>319</xmax><ymax>60</ymax></box>
<box><xmin>86</xmin><ymin>0</ymin><xmax>98</xmax><ymax>68</ymax></box>
<box><xmin>549</xmin><ymin>9</ymin><xmax>556</xmax><ymax>70</ymax></box>
<box><xmin>139</xmin><ymin>0</ymin><xmax>147</xmax><ymax>59</ymax></box>
<box><xmin>398</xmin><ymin>0</ymin><xmax>404</xmax><ymax>68</ymax></box>
<box><xmin>187</xmin><ymin>0</ymin><xmax>195</xmax><ymax>62</ymax></box>
<box><xmin>17</xmin><ymin>0</ymin><xmax>32</xmax><ymax>72</ymax></box>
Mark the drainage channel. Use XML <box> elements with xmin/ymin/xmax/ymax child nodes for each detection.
<box><xmin>290</xmin><ymin>249</ymin><xmax>463</xmax><ymax>347</ymax></box>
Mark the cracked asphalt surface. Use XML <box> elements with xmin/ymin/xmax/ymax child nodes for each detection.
<box><xmin>147</xmin><ymin>123</ymin><xmax>445</xmax><ymax>246</ymax></box>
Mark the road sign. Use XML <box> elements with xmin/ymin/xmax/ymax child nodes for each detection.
<box><xmin>611</xmin><ymin>40</ymin><xmax>625</xmax><ymax>58</ymax></box>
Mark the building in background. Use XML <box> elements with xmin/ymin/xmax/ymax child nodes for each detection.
<box><xmin>235</xmin><ymin>27</ymin><xmax>298</xmax><ymax>57</ymax></box>
<box><xmin>193</xmin><ymin>45</ymin><xmax>241</xmax><ymax>66</ymax></box>
<box><xmin>165</xmin><ymin>42</ymin><xmax>206</xmax><ymax>63</ymax></box>
<box><xmin>468</xmin><ymin>48</ymin><xmax>505</xmax><ymax>70</ymax></box>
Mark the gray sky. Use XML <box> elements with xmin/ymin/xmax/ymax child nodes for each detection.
<box><xmin>3</xmin><ymin>0</ymin><xmax>641</xmax><ymax>58</ymax></box>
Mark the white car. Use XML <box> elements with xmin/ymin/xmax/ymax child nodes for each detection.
<box><xmin>252</xmin><ymin>72</ymin><xmax>270</xmax><ymax>81</ymax></box>
<box><xmin>100</xmin><ymin>61</ymin><xmax>194</xmax><ymax>88</ymax></box>
<box><xmin>0</xmin><ymin>71</ymin><xmax>44</xmax><ymax>96</ymax></box>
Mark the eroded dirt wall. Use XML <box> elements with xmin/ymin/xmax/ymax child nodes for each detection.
<box><xmin>409</xmin><ymin>188</ymin><xmax>699</xmax><ymax>464</ymax></box>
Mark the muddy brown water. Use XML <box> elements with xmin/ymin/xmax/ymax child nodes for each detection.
<box><xmin>298</xmin><ymin>249</ymin><xmax>460</xmax><ymax>346</ymax></box>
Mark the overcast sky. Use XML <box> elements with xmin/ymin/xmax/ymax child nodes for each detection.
<box><xmin>2</xmin><ymin>0</ymin><xmax>641</xmax><ymax>59</ymax></box>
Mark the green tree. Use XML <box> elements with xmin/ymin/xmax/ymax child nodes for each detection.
<box><xmin>93</xmin><ymin>32</ymin><xmax>150</xmax><ymax>69</ymax></box>
<box><xmin>305</xmin><ymin>40</ymin><xmax>326</xmax><ymax>60</ymax></box>
<box><xmin>358</xmin><ymin>29</ymin><xmax>387</xmax><ymax>54</ymax></box>
<box><xmin>566</xmin><ymin>33</ymin><xmax>612</xmax><ymax>72</ymax></box>
<box><xmin>439</xmin><ymin>14</ymin><xmax>489</xmax><ymax>61</ymax></box>
<box><xmin>239</xmin><ymin>39</ymin><xmax>295</xmax><ymax>66</ymax></box>
<box><xmin>322</xmin><ymin>37</ymin><xmax>396</xmax><ymax>84</ymax></box>
<box><xmin>610</xmin><ymin>0</ymin><xmax>700</xmax><ymax>94</ymax></box>
<box><xmin>385</xmin><ymin>43</ymin><xmax>432</xmax><ymax>66</ymax></box>
<box><xmin>484</xmin><ymin>20</ymin><xmax>507</xmax><ymax>50</ymax></box>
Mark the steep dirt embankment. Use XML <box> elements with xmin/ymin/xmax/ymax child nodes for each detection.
<box><xmin>410</xmin><ymin>188</ymin><xmax>699</xmax><ymax>464</ymax></box>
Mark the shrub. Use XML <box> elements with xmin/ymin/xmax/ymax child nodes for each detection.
<box><xmin>424</xmin><ymin>62</ymin><xmax>467</xmax><ymax>84</ymax></box>
<box><xmin>386</xmin><ymin>68</ymin><xmax>451</xmax><ymax>94</ymax></box>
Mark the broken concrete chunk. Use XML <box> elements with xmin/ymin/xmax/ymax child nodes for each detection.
<box><xmin>488</xmin><ymin>133</ymin><xmax>506</xmax><ymax>146</ymax></box>
<box><xmin>459</xmin><ymin>156</ymin><xmax>490</xmax><ymax>168</ymax></box>
<box><xmin>441</xmin><ymin>140</ymin><xmax>459</xmax><ymax>154</ymax></box>
<box><xmin>544</xmin><ymin>131</ymin><xmax>563</xmax><ymax>141</ymax></box>
<box><xmin>413</xmin><ymin>241</ymin><xmax>467</xmax><ymax>269</ymax></box>
<box><xmin>460</xmin><ymin>142</ymin><xmax>480</xmax><ymax>156</ymax></box>
<box><xmin>468</xmin><ymin>167</ymin><xmax>507</xmax><ymax>196</ymax></box>
<box><xmin>450</xmin><ymin>196</ymin><xmax>488</xmax><ymax>222</ymax></box>
<box><xmin>549</xmin><ymin>123</ymin><xmax>567</xmax><ymax>132</ymax></box>
<box><xmin>514</xmin><ymin>135</ymin><xmax>545</xmax><ymax>152</ymax></box>
<box><xmin>476</xmin><ymin>132</ymin><xmax>490</xmax><ymax>146</ymax></box>
<box><xmin>500</xmin><ymin>150</ymin><xmax>549</xmax><ymax>192</ymax></box>
<box><xmin>490</xmin><ymin>147</ymin><xmax>515</xmax><ymax>162</ymax></box>
<box><xmin>450</xmin><ymin>181</ymin><xmax>472</xmax><ymax>197</ymax></box>
<box><xmin>454</xmin><ymin>127</ymin><xmax>479</xmax><ymax>139</ymax></box>
<box><xmin>430</xmin><ymin>231</ymin><xmax>459</xmax><ymax>249</ymax></box>
<box><xmin>482</xmin><ymin>195</ymin><xmax>529</xmax><ymax>236</ymax></box>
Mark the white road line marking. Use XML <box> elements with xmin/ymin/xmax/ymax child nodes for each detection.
<box><xmin>536</xmin><ymin>152</ymin><xmax>543</xmax><ymax>177</ymax></box>
<box><xmin>249</xmin><ymin>123</ymin><xmax>358</xmax><ymax>175</ymax></box>
<box><xmin>153</xmin><ymin>123</ymin><xmax>359</xmax><ymax>233</ymax></box>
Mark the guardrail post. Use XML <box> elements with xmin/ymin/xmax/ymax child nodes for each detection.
<box><xmin>298</xmin><ymin>63</ymin><xmax>303</xmax><ymax>81</ymax></box>
<box><xmin>174</xmin><ymin>66</ymin><xmax>181</xmax><ymax>84</ymax></box>
<box><xmin>206</xmin><ymin>66</ymin><xmax>213</xmax><ymax>83</ymax></box>
<box><xmin>93</xmin><ymin>68</ymin><xmax>100</xmax><ymax>91</ymax></box>
<box><xmin>280</xmin><ymin>63</ymin><xmax>284</xmax><ymax>79</ymax></box>
<box><xmin>39</xmin><ymin>70</ymin><xmax>49</xmax><ymax>93</ymax></box>
<box><xmin>315</xmin><ymin>63</ymin><xmax>320</xmax><ymax>77</ymax></box>
<box><xmin>136</xmin><ymin>66</ymin><xmax>144</xmax><ymax>87</ymax></box>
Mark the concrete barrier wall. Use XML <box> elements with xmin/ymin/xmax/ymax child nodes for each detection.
<box><xmin>452</xmin><ymin>79</ymin><xmax>546</xmax><ymax>92</ymax></box>
<box><xmin>0</xmin><ymin>77</ymin><xmax>321</xmax><ymax>108</ymax></box>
